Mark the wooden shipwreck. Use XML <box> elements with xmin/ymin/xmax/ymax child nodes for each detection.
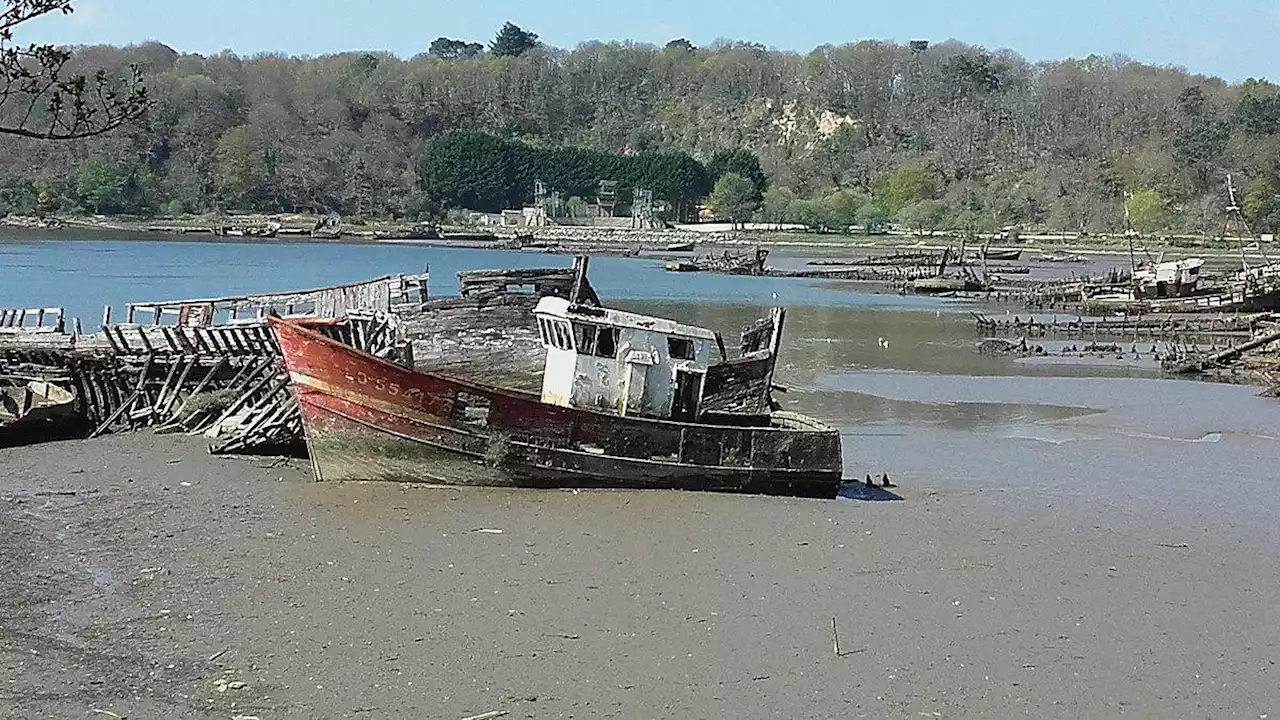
<box><xmin>273</xmin><ymin>258</ymin><xmax>843</xmax><ymax>498</ymax></box>
<box><xmin>0</xmin><ymin>274</ymin><xmax>427</xmax><ymax>453</ymax></box>
<box><xmin>665</xmin><ymin>248</ymin><xmax>769</xmax><ymax>275</ymax></box>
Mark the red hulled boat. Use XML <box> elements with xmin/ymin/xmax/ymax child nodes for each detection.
<box><xmin>270</xmin><ymin>288</ymin><xmax>844</xmax><ymax>498</ymax></box>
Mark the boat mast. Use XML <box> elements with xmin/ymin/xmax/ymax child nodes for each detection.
<box><xmin>1123</xmin><ymin>191</ymin><xmax>1139</xmax><ymax>291</ymax></box>
<box><xmin>1224</xmin><ymin>173</ymin><xmax>1268</xmax><ymax>270</ymax></box>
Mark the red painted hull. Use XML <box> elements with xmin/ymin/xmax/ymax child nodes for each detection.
<box><xmin>269</xmin><ymin>317</ymin><xmax>844</xmax><ymax>498</ymax></box>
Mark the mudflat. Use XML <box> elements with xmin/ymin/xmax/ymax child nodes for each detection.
<box><xmin>2</xmin><ymin>433</ymin><xmax>1276</xmax><ymax>719</ymax></box>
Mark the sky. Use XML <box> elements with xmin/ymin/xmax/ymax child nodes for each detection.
<box><xmin>16</xmin><ymin>0</ymin><xmax>1280</xmax><ymax>82</ymax></box>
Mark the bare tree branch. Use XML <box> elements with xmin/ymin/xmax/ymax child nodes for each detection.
<box><xmin>0</xmin><ymin>0</ymin><xmax>148</xmax><ymax>140</ymax></box>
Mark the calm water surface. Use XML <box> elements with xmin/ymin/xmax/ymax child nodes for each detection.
<box><xmin>0</xmin><ymin>236</ymin><xmax>955</xmax><ymax>324</ymax></box>
<box><xmin>3</xmin><ymin>235</ymin><xmax>1277</xmax><ymax>535</ymax></box>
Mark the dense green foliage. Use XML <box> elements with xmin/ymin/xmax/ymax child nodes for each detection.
<box><xmin>418</xmin><ymin>129</ymin><xmax>711</xmax><ymax>213</ymax></box>
<box><xmin>707</xmin><ymin>172</ymin><xmax>758</xmax><ymax>226</ymax></box>
<box><xmin>5</xmin><ymin>29</ymin><xmax>1280</xmax><ymax>234</ymax></box>
<box><xmin>489</xmin><ymin>23</ymin><xmax>539</xmax><ymax>58</ymax></box>
<box><xmin>708</xmin><ymin>149</ymin><xmax>767</xmax><ymax>201</ymax></box>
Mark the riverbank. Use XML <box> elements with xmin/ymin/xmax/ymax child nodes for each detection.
<box><xmin>2</xmin><ymin>431</ymin><xmax>1277</xmax><ymax>718</ymax></box>
<box><xmin>6</xmin><ymin>212</ymin><xmax>1275</xmax><ymax>264</ymax></box>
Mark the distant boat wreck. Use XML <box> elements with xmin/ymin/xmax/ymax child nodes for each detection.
<box><xmin>665</xmin><ymin>248</ymin><xmax>769</xmax><ymax>275</ymax></box>
<box><xmin>274</xmin><ymin>258</ymin><xmax>844</xmax><ymax>498</ymax></box>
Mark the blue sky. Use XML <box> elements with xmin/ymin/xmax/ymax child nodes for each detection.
<box><xmin>18</xmin><ymin>0</ymin><xmax>1280</xmax><ymax>82</ymax></box>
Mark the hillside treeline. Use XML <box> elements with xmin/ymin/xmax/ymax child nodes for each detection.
<box><xmin>4</xmin><ymin>29</ymin><xmax>1280</xmax><ymax>235</ymax></box>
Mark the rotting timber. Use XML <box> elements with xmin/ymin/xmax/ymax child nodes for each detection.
<box><xmin>0</xmin><ymin>256</ymin><xmax>834</xmax><ymax>487</ymax></box>
<box><xmin>274</xmin><ymin>257</ymin><xmax>844</xmax><ymax>498</ymax></box>
<box><xmin>0</xmin><ymin>266</ymin><xmax>605</xmax><ymax>452</ymax></box>
<box><xmin>0</xmin><ymin>275</ymin><xmax>427</xmax><ymax>452</ymax></box>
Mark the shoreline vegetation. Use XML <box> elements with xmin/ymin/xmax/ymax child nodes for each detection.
<box><xmin>5</xmin><ymin>29</ymin><xmax>1280</xmax><ymax>252</ymax></box>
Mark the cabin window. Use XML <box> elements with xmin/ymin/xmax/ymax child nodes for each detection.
<box><xmin>595</xmin><ymin>327</ymin><xmax>617</xmax><ymax>358</ymax></box>
<box><xmin>668</xmin><ymin>337</ymin><xmax>696</xmax><ymax>361</ymax></box>
<box><xmin>573</xmin><ymin>323</ymin><xmax>618</xmax><ymax>359</ymax></box>
<box><xmin>538</xmin><ymin>317</ymin><xmax>574</xmax><ymax>351</ymax></box>
<box><xmin>555</xmin><ymin>321</ymin><xmax>574</xmax><ymax>350</ymax></box>
<box><xmin>573</xmin><ymin>322</ymin><xmax>597</xmax><ymax>355</ymax></box>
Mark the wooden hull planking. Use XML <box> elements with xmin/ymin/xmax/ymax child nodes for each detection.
<box><xmin>273</xmin><ymin>317</ymin><xmax>844</xmax><ymax>498</ymax></box>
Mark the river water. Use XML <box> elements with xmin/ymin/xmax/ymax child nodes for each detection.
<box><xmin>3</xmin><ymin>233</ymin><xmax>1279</xmax><ymax>539</ymax></box>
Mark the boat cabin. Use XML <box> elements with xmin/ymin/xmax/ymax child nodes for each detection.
<box><xmin>1134</xmin><ymin>258</ymin><xmax>1204</xmax><ymax>299</ymax></box>
<box><xmin>533</xmin><ymin>296</ymin><xmax>719</xmax><ymax>421</ymax></box>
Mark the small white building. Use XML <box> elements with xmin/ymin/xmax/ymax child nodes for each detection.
<box><xmin>533</xmin><ymin>296</ymin><xmax>718</xmax><ymax>421</ymax></box>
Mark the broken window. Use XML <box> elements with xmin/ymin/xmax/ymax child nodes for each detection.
<box><xmin>668</xmin><ymin>337</ymin><xmax>696</xmax><ymax>361</ymax></box>
<box><xmin>573</xmin><ymin>322</ymin><xmax>597</xmax><ymax>355</ymax></box>
<box><xmin>540</xmin><ymin>318</ymin><xmax>574</xmax><ymax>351</ymax></box>
<box><xmin>595</xmin><ymin>327</ymin><xmax>617</xmax><ymax>358</ymax></box>
<box><xmin>572</xmin><ymin>323</ymin><xmax>618</xmax><ymax>359</ymax></box>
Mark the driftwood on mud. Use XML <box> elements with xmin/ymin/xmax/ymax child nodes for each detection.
<box><xmin>973</xmin><ymin>311</ymin><xmax>1270</xmax><ymax>339</ymax></box>
<box><xmin>1166</xmin><ymin>326</ymin><xmax>1280</xmax><ymax>374</ymax></box>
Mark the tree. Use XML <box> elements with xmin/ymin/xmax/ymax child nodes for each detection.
<box><xmin>1125</xmin><ymin>188</ymin><xmax>1170</xmax><ymax>234</ymax></box>
<box><xmin>708</xmin><ymin>148</ymin><xmax>767</xmax><ymax>199</ymax></box>
<box><xmin>0</xmin><ymin>1</ymin><xmax>149</xmax><ymax>139</ymax></box>
<box><xmin>858</xmin><ymin>202</ymin><xmax>889</xmax><ymax>233</ymax></box>
<box><xmin>429</xmin><ymin>37</ymin><xmax>483</xmax><ymax>60</ymax></box>
<box><xmin>75</xmin><ymin>155</ymin><xmax>127</xmax><ymax>213</ymax></box>
<box><xmin>820</xmin><ymin>189</ymin><xmax>863</xmax><ymax>231</ymax></box>
<box><xmin>1173</xmin><ymin>119</ymin><xmax>1229</xmax><ymax>191</ymax></box>
<box><xmin>1242</xmin><ymin>179</ymin><xmax>1280</xmax><ymax>233</ymax></box>
<box><xmin>783</xmin><ymin>198</ymin><xmax>822</xmax><ymax>231</ymax></box>
<box><xmin>897</xmin><ymin>199</ymin><xmax>949</xmax><ymax>235</ymax></box>
<box><xmin>882</xmin><ymin>167</ymin><xmax>936</xmax><ymax>215</ymax></box>
<box><xmin>1</xmin><ymin>30</ymin><xmax>1279</xmax><ymax>228</ymax></box>
<box><xmin>1184</xmin><ymin>192</ymin><xmax>1223</xmax><ymax>239</ymax></box>
<box><xmin>707</xmin><ymin>172</ymin><xmax>758</xmax><ymax>228</ymax></box>
<box><xmin>490</xmin><ymin>22</ymin><xmax>538</xmax><ymax>57</ymax></box>
<box><xmin>214</xmin><ymin>125</ymin><xmax>272</xmax><ymax>208</ymax></box>
<box><xmin>419</xmin><ymin>129</ymin><xmax>518</xmax><ymax>212</ymax></box>
<box><xmin>762</xmin><ymin>185</ymin><xmax>794</xmax><ymax>226</ymax></box>
<box><xmin>665</xmin><ymin>38</ymin><xmax>695</xmax><ymax>52</ymax></box>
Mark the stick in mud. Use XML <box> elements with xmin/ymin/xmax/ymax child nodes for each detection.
<box><xmin>832</xmin><ymin>616</ymin><xmax>840</xmax><ymax>656</ymax></box>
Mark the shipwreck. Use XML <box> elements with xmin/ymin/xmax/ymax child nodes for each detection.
<box><xmin>2</xmin><ymin>256</ymin><xmax>845</xmax><ymax>498</ymax></box>
<box><xmin>273</xmin><ymin>258</ymin><xmax>844</xmax><ymax>498</ymax></box>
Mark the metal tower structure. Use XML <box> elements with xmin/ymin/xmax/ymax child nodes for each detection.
<box><xmin>632</xmin><ymin>188</ymin><xmax>654</xmax><ymax>229</ymax></box>
<box><xmin>597</xmin><ymin>180</ymin><xmax>618</xmax><ymax>218</ymax></box>
<box><xmin>533</xmin><ymin>180</ymin><xmax>547</xmax><ymax>209</ymax></box>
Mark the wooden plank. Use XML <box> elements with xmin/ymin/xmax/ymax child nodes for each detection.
<box><xmin>90</xmin><ymin>356</ymin><xmax>152</xmax><ymax>438</ymax></box>
<box><xmin>158</xmin><ymin>356</ymin><xmax>227</xmax><ymax>430</ymax></box>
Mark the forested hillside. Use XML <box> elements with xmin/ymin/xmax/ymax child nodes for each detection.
<box><xmin>5</xmin><ymin>24</ymin><xmax>1280</xmax><ymax>235</ymax></box>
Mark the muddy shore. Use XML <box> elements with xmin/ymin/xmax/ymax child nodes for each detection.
<box><xmin>2</xmin><ymin>433</ymin><xmax>1276</xmax><ymax>718</ymax></box>
<box><xmin>13</xmin><ymin>214</ymin><xmax>1276</xmax><ymax>264</ymax></box>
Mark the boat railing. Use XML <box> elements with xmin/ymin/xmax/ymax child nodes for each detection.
<box><xmin>92</xmin><ymin>311</ymin><xmax>401</xmax><ymax>359</ymax></box>
<box><xmin>105</xmin><ymin>272</ymin><xmax>430</xmax><ymax>328</ymax></box>
<box><xmin>0</xmin><ymin>307</ymin><xmax>65</xmax><ymax>334</ymax></box>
